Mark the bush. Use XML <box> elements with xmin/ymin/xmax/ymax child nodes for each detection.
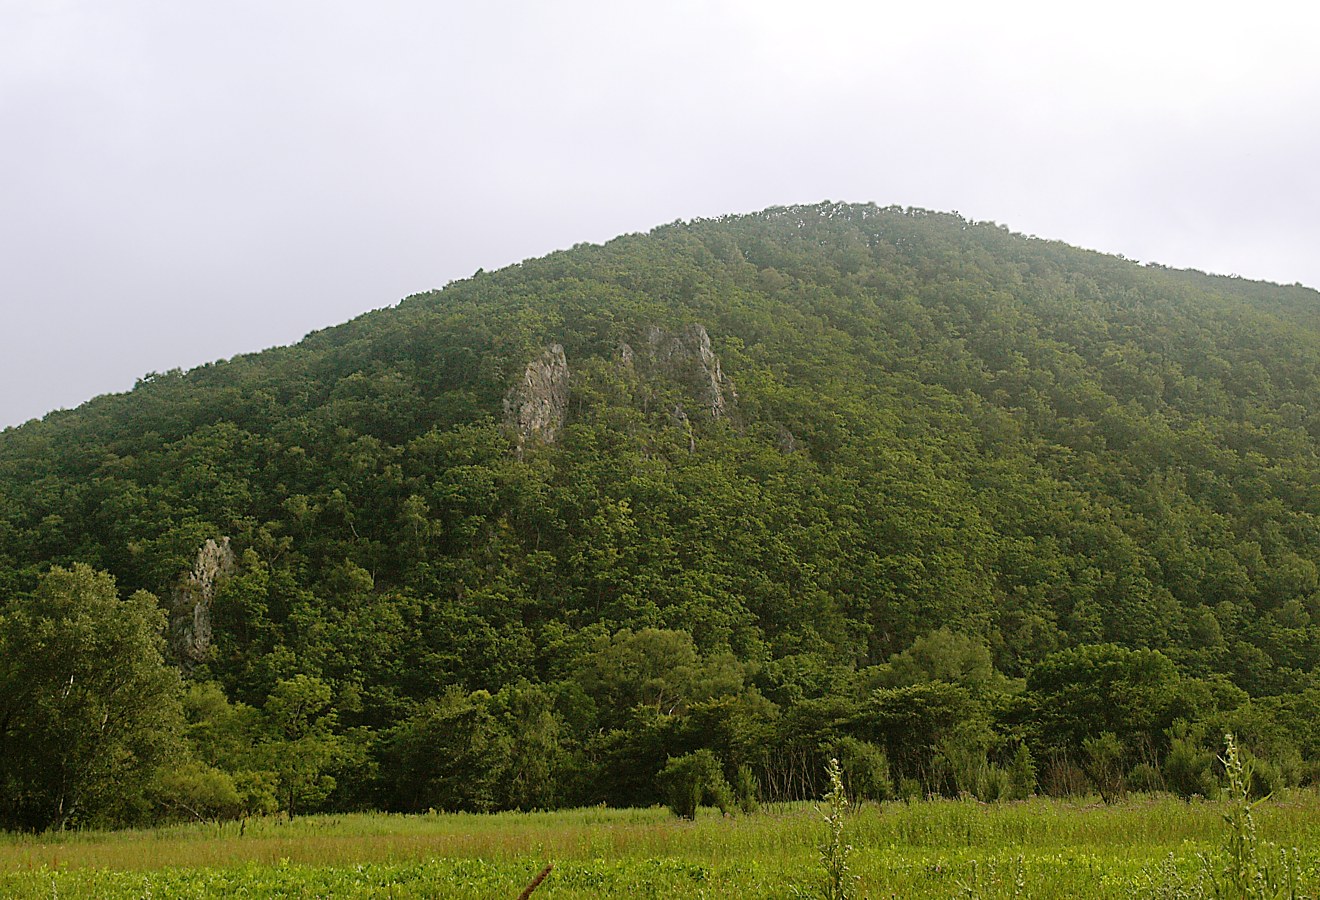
<box><xmin>898</xmin><ymin>778</ymin><xmax>923</xmax><ymax>802</ymax></box>
<box><xmin>1082</xmin><ymin>732</ymin><xmax>1127</xmax><ymax>803</ymax></box>
<box><xmin>1163</xmin><ymin>722</ymin><xmax>1216</xmax><ymax>799</ymax></box>
<box><xmin>834</xmin><ymin>736</ymin><xmax>893</xmax><ymax>802</ymax></box>
<box><xmin>153</xmin><ymin>761</ymin><xmax>243</xmax><ymax>822</ymax></box>
<box><xmin>1126</xmin><ymin>763</ymin><xmax>1164</xmax><ymax>794</ymax></box>
<box><xmin>1040</xmin><ymin>751</ymin><xmax>1089</xmax><ymax>797</ymax></box>
<box><xmin>657</xmin><ymin>750</ymin><xmax>733</xmax><ymax>819</ymax></box>
<box><xmin>1006</xmin><ymin>741</ymin><xmax>1036</xmax><ymax>800</ymax></box>
<box><xmin>733</xmin><ymin>764</ymin><xmax>760</xmax><ymax>814</ymax></box>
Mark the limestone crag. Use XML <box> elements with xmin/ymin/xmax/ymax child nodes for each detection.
<box><xmin>169</xmin><ymin>536</ymin><xmax>236</xmax><ymax>667</ymax></box>
<box><xmin>641</xmin><ymin>323</ymin><xmax>737</xmax><ymax>420</ymax></box>
<box><xmin>504</xmin><ymin>343</ymin><xmax>570</xmax><ymax>453</ymax></box>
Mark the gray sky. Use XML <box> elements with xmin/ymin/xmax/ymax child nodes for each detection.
<box><xmin>3</xmin><ymin>1</ymin><xmax>1318</xmax><ymax>428</ymax></box>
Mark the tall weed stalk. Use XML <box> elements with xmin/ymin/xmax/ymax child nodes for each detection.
<box><xmin>795</xmin><ymin>757</ymin><xmax>860</xmax><ymax>900</ymax></box>
<box><xmin>1202</xmin><ymin>734</ymin><xmax>1304</xmax><ymax>900</ymax></box>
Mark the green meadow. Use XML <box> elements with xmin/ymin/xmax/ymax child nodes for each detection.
<box><xmin>4</xmin><ymin>793</ymin><xmax>1320</xmax><ymax>898</ymax></box>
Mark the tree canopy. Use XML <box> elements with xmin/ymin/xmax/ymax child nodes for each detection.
<box><xmin>2</xmin><ymin>203</ymin><xmax>1319</xmax><ymax>824</ymax></box>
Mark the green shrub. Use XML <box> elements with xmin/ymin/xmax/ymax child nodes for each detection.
<box><xmin>733</xmin><ymin>764</ymin><xmax>760</xmax><ymax>814</ymax></box>
<box><xmin>834</xmin><ymin>736</ymin><xmax>893</xmax><ymax>802</ymax></box>
<box><xmin>898</xmin><ymin>777</ymin><xmax>923</xmax><ymax>802</ymax></box>
<box><xmin>657</xmin><ymin>750</ymin><xmax>733</xmax><ymax>819</ymax></box>
<box><xmin>1128</xmin><ymin>763</ymin><xmax>1165</xmax><ymax>794</ymax></box>
<box><xmin>1082</xmin><ymin>732</ymin><xmax>1127</xmax><ymax>803</ymax></box>
<box><xmin>1006</xmin><ymin>742</ymin><xmax>1036</xmax><ymax>800</ymax></box>
<box><xmin>1164</xmin><ymin>722</ymin><xmax>1217</xmax><ymax>799</ymax></box>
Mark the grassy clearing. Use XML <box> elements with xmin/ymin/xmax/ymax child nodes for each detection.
<box><xmin>2</xmin><ymin>793</ymin><xmax>1320</xmax><ymax>897</ymax></box>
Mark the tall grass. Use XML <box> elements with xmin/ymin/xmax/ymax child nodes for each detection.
<box><xmin>3</xmin><ymin>791</ymin><xmax>1320</xmax><ymax>898</ymax></box>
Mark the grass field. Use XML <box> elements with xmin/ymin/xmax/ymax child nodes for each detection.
<box><xmin>3</xmin><ymin>793</ymin><xmax>1319</xmax><ymax>897</ymax></box>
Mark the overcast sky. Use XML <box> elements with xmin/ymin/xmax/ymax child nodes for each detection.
<box><xmin>3</xmin><ymin>1</ymin><xmax>1318</xmax><ymax>428</ymax></box>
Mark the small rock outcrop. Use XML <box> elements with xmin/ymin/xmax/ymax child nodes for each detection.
<box><xmin>504</xmin><ymin>344</ymin><xmax>570</xmax><ymax>455</ymax></box>
<box><xmin>670</xmin><ymin>404</ymin><xmax>696</xmax><ymax>453</ymax></box>
<box><xmin>640</xmin><ymin>324</ymin><xmax>737</xmax><ymax>420</ymax></box>
<box><xmin>169</xmin><ymin>537</ymin><xmax>236</xmax><ymax>667</ymax></box>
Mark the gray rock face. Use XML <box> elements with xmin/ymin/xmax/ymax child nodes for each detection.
<box><xmin>642</xmin><ymin>324</ymin><xmax>736</xmax><ymax>420</ymax></box>
<box><xmin>169</xmin><ymin>537</ymin><xmax>236</xmax><ymax>667</ymax></box>
<box><xmin>502</xmin><ymin>327</ymin><xmax>730</xmax><ymax>458</ymax></box>
<box><xmin>504</xmin><ymin>343</ymin><xmax>570</xmax><ymax>454</ymax></box>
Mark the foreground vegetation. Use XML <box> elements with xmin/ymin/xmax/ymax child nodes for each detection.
<box><xmin>3</xmin><ymin>789</ymin><xmax>1320</xmax><ymax>898</ymax></box>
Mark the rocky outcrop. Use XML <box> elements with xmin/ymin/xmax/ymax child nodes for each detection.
<box><xmin>670</xmin><ymin>404</ymin><xmax>696</xmax><ymax>454</ymax></box>
<box><xmin>504</xmin><ymin>344</ymin><xmax>570</xmax><ymax>455</ymax></box>
<box><xmin>631</xmin><ymin>323</ymin><xmax>737</xmax><ymax>420</ymax></box>
<box><xmin>501</xmin><ymin>327</ymin><xmax>730</xmax><ymax>458</ymax></box>
<box><xmin>169</xmin><ymin>537</ymin><xmax>236</xmax><ymax>667</ymax></box>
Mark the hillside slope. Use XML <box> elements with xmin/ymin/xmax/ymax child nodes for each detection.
<box><xmin>2</xmin><ymin>203</ymin><xmax>1318</xmax><ymax>823</ymax></box>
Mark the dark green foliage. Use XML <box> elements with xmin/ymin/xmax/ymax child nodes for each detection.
<box><xmin>378</xmin><ymin>689</ymin><xmax>509</xmax><ymax>813</ymax></box>
<box><xmin>1026</xmin><ymin>645</ymin><xmax>1192</xmax><ymax>757</ymax></box>
<box><xmin>1</xmin><ymin>203</ymin><xmax>1319</xmax><ymax>823</ymax></box>
<box><xmin>863</xmin><ymin>682</ymin><xmax>986</xmax><ymax>790</ymax></box>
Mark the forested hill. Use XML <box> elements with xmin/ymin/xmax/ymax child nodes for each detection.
<box><xmin>2</xmin><ymin>202</ymin><xmax>1319</xmax><ymax>828</ymax></box>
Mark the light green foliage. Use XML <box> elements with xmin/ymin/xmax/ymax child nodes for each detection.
<box><xmin>658</xmin><ymin>749</ymin><xmax>733</xmax><ymax>819</ymax></box>
<box><xmin>0</xmin><ymin>564</ymin><xmax>182</xmax><ymax>830</ymax></box>
<box><xmin>1006</xmin><ymin>742</ymin><xmax>1036</xmax><ymax>800</ymax></box>
<box><xmin>179</xmin><ymin>681</ymin><xmax>279</xmax><ymax>819</ymax></box>
<box><xmin>875</xmin><ymin>628</ymin><xmax>1002</xmax><ymax>693</ymax></box>
<box><xmin>812</xmin><ymin>758</ymin><xmax>858</xmax><ymax>900</ymax></box>
<box><xmin>733</xmin><ymin>764</ymin><xmax>760</xmax><ymax>813</ymax></box>
<box><xmin>491</xmin><ymin>681</ymin><xmax>565</xmax><ymax>811</ymax></box>
<box><xmin>1083</xmin><ymin>732</ymin><xmax>1128</xmax><ymax>804</ymax></box>
<box><xmin>262</xmin><ymin>675</ymin><xmax>342</xmax><ymax>819</ymax></box>
<box><xmin>3</xmin><ymin>794</ymin><xmax>1320</xmax><ymax>897</ymax></box>
<box><xmin>1164</xmin><ymin>720</ymin><xmax>1218</xmax><ymax>800</ymax></box>
<box><xmin>152</xmin><ymin>760</ymin><xmax>243</xmax><ymax>823</ymax></box>
<box><xmin>936</xmin><ymin>722</ymin><xmax>1010</xmax><ymax>801</ymax></box>
<box><xmin>573</xmin><ymin>628</ymin><xmax>743</xmax><ymax>723</ymax></box>
<box><xmin>834</xmin><ymin>736</ymin><xmax>893</xmax><ymax>802</ymax></box>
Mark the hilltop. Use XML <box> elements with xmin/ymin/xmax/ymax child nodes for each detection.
<box><xmin>2</xmin><ymin>203</ymin><xmax>1318</xmax><ymax>827</ymax></box>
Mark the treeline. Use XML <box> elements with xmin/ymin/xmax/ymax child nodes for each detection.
<box><xmin>1</xmin><ymin>203</ymin><xmax>1318</xmax><ymax>828</ymax></box>
<box><xmin>4</xmin><ymin>564</ymin><xmax>1318</xmax><ymax>830</ymax></box>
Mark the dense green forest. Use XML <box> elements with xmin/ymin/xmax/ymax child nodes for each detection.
<box><xmin>2</xmin><ymin>203</ymin><xmax>1318</xmax><ymax>830</ymax></box>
